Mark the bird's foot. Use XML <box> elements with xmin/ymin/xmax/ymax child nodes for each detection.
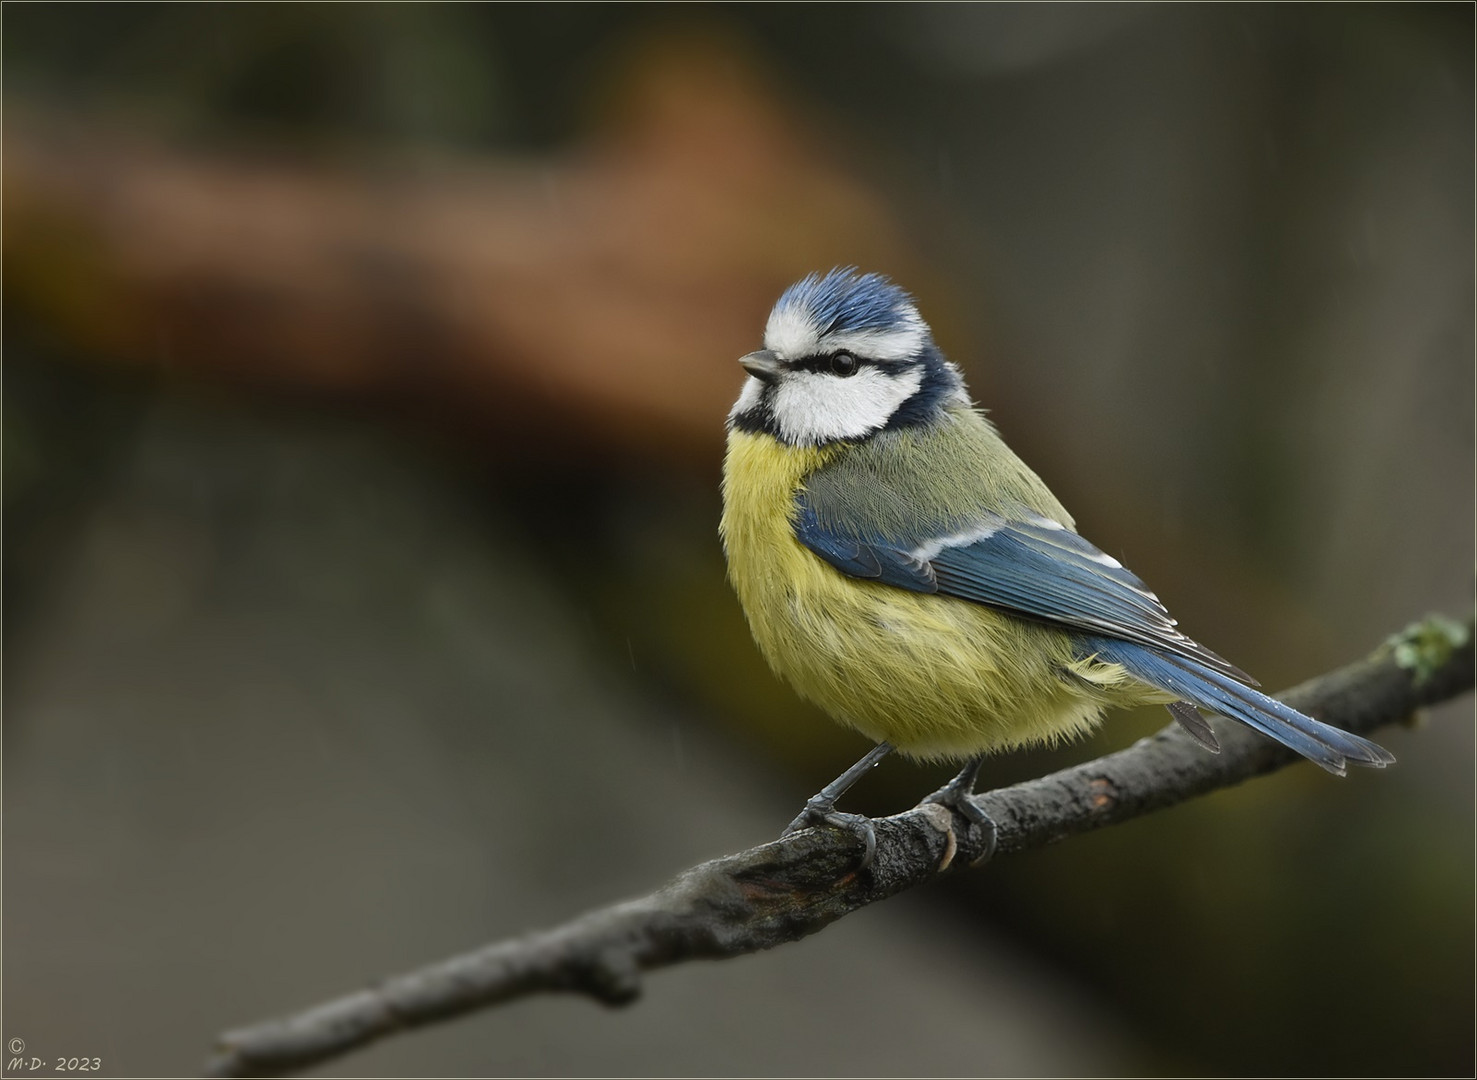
<box><xmin>921</xmin><ymin>758</ymin><xmax>997</xmax><ymax>865</ymax></box>
<box><xmin>778</xmin><ymin>742</ymin><xmax>893</xmax><ymax>868</ymax></box>
<box><xmin>782</xmin><ymin>800</ymin><xmax>877</xmax><ymax>868</ymax></box>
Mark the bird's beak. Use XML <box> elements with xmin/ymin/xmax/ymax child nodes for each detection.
<box><xmin>739</xmin><ymin>349</ymin><xmax>782</xmax><ymax>384</ymax></box>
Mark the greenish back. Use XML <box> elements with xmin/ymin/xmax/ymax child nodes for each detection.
<box><xmin>801</xmin><ymin>406</ymin><xmax>1074</xmax><ymax>543</ymax></box>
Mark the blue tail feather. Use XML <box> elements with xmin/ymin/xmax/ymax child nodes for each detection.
<box><xmin>1085</xmin><ymin>638</ymin><xmax>1395</xmax><ymax>775</ymax></box>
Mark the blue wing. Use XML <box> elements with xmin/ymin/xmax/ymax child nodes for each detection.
<box><xmin>793</xmin><ymin>497</ymin><xmax>1250</xmax><ymax>681</ymax></box>
<box><xmin>793</xmin><ymin>494</ymin><xmax>1395</xmax><ymax>774</ymax></box>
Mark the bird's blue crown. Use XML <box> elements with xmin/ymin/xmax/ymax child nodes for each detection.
<box><xmin>773</xmin><ymin>268</ymin><xmax>921</xmax><ymax>340</ymax></box>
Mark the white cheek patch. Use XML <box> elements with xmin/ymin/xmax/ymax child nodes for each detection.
<box><xmin>769</xmin><ymin>366</ymin><xmax>925</xmax><ymax>444</ymax></box>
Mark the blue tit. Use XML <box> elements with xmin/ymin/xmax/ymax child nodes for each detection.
<box><xmin>720</xmin><ymin>267</ymin><xmax>1393</xmax><ymax>862</ymax></box>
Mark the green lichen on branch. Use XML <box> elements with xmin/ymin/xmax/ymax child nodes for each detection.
<box><xmin>1384</xmin><ymin>613</ymin><xmax>1472</xmax><ymax>686</ymax></box>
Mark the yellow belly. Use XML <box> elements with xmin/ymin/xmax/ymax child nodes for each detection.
<box><xmin>720</xmin><ymin>430</ymin><xmax>1156</xmax><ymax>760</ymax></box>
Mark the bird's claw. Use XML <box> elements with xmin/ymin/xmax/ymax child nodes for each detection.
<box><xmin>782</xmin><ymin>803</ymin><xmax>878</xmax><ymax>867</ymax></box>
<box><xmin>922</xmin><ymin>785</ymin><xmax>991</xmax><ymax>825</ymax></box>
<box><xmin>922</xmin><ymin>782</ymin><xmax>998</xmax><ymax>865</ymax></box>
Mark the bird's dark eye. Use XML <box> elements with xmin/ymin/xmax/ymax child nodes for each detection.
<box><xmin>829</xmin><ymin>351</ymin><xmax>859</xmax><ymax>377</ymax></box>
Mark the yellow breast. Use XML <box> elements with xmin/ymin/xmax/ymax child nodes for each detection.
<box><xmin>720</xmin><ymin>429</ymin><xmax>1152</xmax><ymax>760</ymax></box>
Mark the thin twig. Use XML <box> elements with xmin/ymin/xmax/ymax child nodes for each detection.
<box><xmin>207</xmin><ymin>613</ymin><xmax>1473</xmax><ymax>1078</ymax></box>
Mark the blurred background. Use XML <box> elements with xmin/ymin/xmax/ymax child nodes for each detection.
<box><xmin>5</xmin><ymin>4</ymin><xmax>1472</xmax><ymax>1076</ymax></box>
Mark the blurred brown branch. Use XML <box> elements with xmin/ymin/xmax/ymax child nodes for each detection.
<box><xmin>206</xmin><ymin>612</ymin><xmax>1473</xmax><ymax>1079</ymax></box>
<box><xmin>4</xmin><ymin>34</ymin><xmax>927</xmax><ymax>463</ymax></box>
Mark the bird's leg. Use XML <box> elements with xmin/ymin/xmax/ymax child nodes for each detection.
<box><xmin>782</xmin><ymin>741</ymin><xmax>894</xmax><ymax>866</ymax></box>
<box><xmin>923</xmin><ymin>756</ymin><xmax>998</xmax><ymax>862</ymax></box>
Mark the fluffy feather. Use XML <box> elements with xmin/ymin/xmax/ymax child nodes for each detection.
<box><xmin>722</xmin><ymin>429</ymin><xmax>1155</xmax><ymax>759</ymax></box>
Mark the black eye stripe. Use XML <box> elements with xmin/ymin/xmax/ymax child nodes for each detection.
<box><xmin>792</xmin><ymin>351</ymin><xmax>874</xmax><ymax>375</ymax></box>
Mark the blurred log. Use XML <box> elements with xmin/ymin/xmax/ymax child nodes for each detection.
<box><xmin>4</xmin><ymin>32</ymin><xmax>925</xmax><ymax>461</ymax></box>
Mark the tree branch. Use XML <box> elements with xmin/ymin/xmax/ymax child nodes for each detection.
<box><xmin>206</xmin><ymin>613</ymin><xmax>1473</xmax><ymax>1078</ymax></box>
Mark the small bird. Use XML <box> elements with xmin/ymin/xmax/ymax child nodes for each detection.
<box><xmin>720</xmin><ymin>268</ymin><xmax>1392</xmax><ymax>862</ymax></box>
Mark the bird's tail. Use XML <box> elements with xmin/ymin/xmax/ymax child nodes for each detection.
<box><xmin>1085</xmin><ymin>637</ymin><xmax>1395</xmax><ymax>776</ymax></box>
